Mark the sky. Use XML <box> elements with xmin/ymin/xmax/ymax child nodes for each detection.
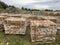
<box><xmin>0</xmin><ymin>0</ymin><xmax>60</xmax><ymax>10</ymax></box>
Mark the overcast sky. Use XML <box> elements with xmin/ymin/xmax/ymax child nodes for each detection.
<box><xmin>0</xmin><ymin>0</ymin><xmax>60</xmax><ymax>10</ymax></box>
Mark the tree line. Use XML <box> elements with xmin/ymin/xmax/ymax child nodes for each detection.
<box><xmin>0</xmin><ymin>1</ymin><xmax>60</xmax><ymax>12</ymax></box>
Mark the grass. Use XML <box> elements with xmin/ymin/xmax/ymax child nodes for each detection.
<box><xmin>0</xmin><ymin>26</ymin><xmax>36</xmax><ymax>45</ymax></box>
<box><xmin>0</xmin><ymin>26</ymin><xmax>60</xmax><ymax>45</ymax></box>
<box><xmin>55</xmin><ymin>29</ymin><xmax>60</xmax><ymax>45</ymax></box>
<box><xmin>0</xmin><ymin>31</ymin><xmax>35</xmax><ymax>45</ymax></box>
<box><xmin>0</xmin><ymin>8</ymin><xmax>5</xmax><ymax>11</ymax></box>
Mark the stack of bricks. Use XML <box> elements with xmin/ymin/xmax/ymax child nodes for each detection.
<box><xmin>3</xmin><ymin>17</ymin><xmax>27</xmax><ymax>34</ymax></box>
<box><xmin>30</xmin><ymin>18</ymin><xmax>57</xmax><ymax>43</ymax></box>
<box><xmin>0</xmin><ymin>13</ymin><xmax>57</xmax><ymax>43</ymax></box>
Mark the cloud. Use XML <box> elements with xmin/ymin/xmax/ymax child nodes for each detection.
<box><xmin>24</xmin><ymin>4</ymin><xmax>50</xmax><ymax>10</ymax></box>
<box><xmin>0</xmin><ymin>0</ymin><xmax>60</xmax><ymax>10</ymax></box>
<box><xmin>33</xmin><ymin>5</ymin><xmax>49</xmax><ymax>9</ymax></box>
<box><xmin>0</xmin><ymin>0</ymin><xmax>52</xmax><ymax>4</ymax></box>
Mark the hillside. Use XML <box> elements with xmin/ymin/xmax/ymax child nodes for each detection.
<box><xmin>0</xmin><ymin>1</ymin><xmax>8</xmax><ymax>13</ymax></box>
<box><xmin>0</xmin><ymin>1</ymin><xmax>8</xmax><ymax>9</ymax></box>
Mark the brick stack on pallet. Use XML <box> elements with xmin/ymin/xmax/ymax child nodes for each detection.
<box><xmin>3</xmin><ymin>17</ymin><xmax>27</xmax><ymax>34</ymax></box>
<box><xmin>30</xmin><ymin>18</ymin><xmax>57</xmax><ymax>43</ymax></box>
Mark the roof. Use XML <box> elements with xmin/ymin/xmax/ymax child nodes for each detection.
<box><xmin>30</xmin><ymin>20</ymin><xmax>56</xmax><ymax>26</ymax></box>
<box><xmin>5</xmin><ymin>17</ymin><xmax>26</xmax><ymax>21</ymax></box>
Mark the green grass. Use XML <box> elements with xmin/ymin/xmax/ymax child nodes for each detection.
<box><xmin>0</xmin><ymin>8</ymin><xmax>5</xmax><ymax>11</ymax></box>
<box><xmin>55</xmin><ymin>29</ymin><xmax>60</xmax><ymax>45</ymax></box>
<box><xmin>0</xmin><ymin>31</ymin><xmax>35</xmax><ymax>45</ymax></box>
<box><xmin>0</xmin><ymin>27</ymin><xmax>60</xmax><ymax>45</ymax></box>
<box><xmin>0</xmin><ymin>26</ymin><xmax>35</xmax><ymax>45</ymax></box>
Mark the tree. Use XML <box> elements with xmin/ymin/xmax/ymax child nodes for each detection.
<box><xmin>24</xmin><ymin>8</ymin><xmax>28</xmax><ymax>10</ymax></box>
<box><xmin>0</xmin><ymin>1</ymin><xmax>8</xmax><ymax>9</ymax></box>
<box><xmin>21</xmin><ymin>7</ymin><xmax>25</xmax><ymax>10</ymax></box>
<box><xmin>8</xmin><ymin>5</ymin><xmax>15</xmax><ymax>8</ymax></box>
<box><xmin>45</xmin><ymin>9</ymin><xmax>53</xmax><ymax>11</ymax></box>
